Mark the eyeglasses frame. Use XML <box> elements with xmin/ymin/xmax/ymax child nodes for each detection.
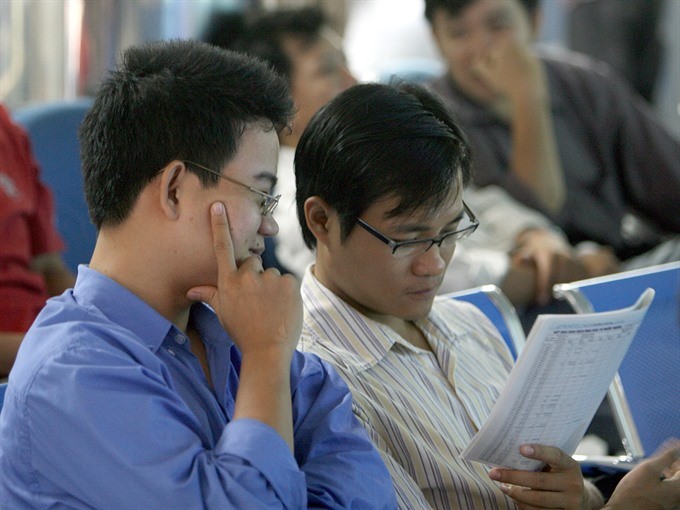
<box><xmin>355</xmin><ymin>201</ymin><xmax>479</xmax><ymax>257</ymax></box>
<box><xmin>183</xmin><ymin>160</ymin><xmax>281</xmax><ymax>216</ymax></box>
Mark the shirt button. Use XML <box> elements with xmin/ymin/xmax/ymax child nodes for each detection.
<box><xmin>175</xmin><ymin>334</ymin><xmax>187</xmax><ymax>345</ymax></box>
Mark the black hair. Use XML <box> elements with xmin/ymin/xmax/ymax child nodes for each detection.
<box><xmin>424</xmin><ymin>0</ymin><xmax>540</xmax><ymax>22</ymax></box>
<box><xmin>295</xmin><ymin>82</ymin><xmax>472</xmax><ymax>249</ymax></box>
<box><xmin>80</xmin><ymin>39</ymin><xmax>294</xmax><ymax>228</ymax></box>
<box><xmin>202</xmin><ymin>7</ymin><xmax>326</xmax><ymax>83</ymax></box>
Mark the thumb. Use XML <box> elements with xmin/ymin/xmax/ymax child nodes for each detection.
<box><xmin>186</xmin><ymin>285</ymin><xmax>217</xmax><ymax>305</ymax></box>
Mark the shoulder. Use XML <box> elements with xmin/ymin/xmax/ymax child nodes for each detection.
<box><xmin>430</xmin><ymin>297</ymin><xmax>512</xmax><ymax>360</ymax></box>
<box><xmin>297</xmin><ymin>325</ymin><xmax>361</xmax><ymax>378</ymax></box>
<box><xmin>538</xmin><ymin>46</ymin><xmax>613</xmax><ymax>79</ymax></box>
<box><xmin>10</xmin><ymin>293</ymin><xmax>168</xmax><ymax>402</ymax></box>
<box><xmin>537</xmin><ymin>46</ymin><xmax>631</xmax><ymax>100</ymax></box>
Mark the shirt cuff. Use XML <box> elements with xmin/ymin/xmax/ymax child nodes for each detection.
<box><xmin>217</xmin><ymin>418</ymin><xmax>305</xmax><ymax>505</ymax></box>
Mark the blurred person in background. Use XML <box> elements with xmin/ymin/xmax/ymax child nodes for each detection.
<box><xmin>425</xmin><ymin>0</ymin><xmax>680</xmax><ymax>269</ymax></box>
<box><xmin>205</xmin><ymin>5</ymin><xmax>617</xmax><ymax>309</ymax></box>
<box><xmin>0</xmin><ymin>103</ymin><xmax>74</xmax><ymax>378</ymax></box>
<box><xmin>204</xmin><ymin>6</ymin><xmax>356</xmax><ymax>277</ymax></box>
<box><xmin>568</xmin><ymin>0</ymin><xmax>663</xmax><ymax>103</ymax></box>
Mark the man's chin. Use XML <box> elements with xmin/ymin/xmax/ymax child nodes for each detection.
<box><xmin>401</xmin><ymin>298</ymin><xmax>436</xmax><ymax>322</ymax></box>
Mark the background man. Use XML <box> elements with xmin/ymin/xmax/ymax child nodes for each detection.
<box><xmin>425</xmin><ymin>0</ymin><xmax>680</xmax><ymax>266</ymax></box>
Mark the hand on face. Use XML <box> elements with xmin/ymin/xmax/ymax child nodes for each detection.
<box><xmin>488</xmin><ymin>444</ymin><xmax>600</xmax><ymax>510</ymax></box>
<box><xmin>470</xmin><ymin>32</ymin><xmax>547</xmax><ymax>104</ymax></box>
<box><xmin>186</xmin><ymin>202</ymin><xmax>302</xmax><ymax>361</ymax></box>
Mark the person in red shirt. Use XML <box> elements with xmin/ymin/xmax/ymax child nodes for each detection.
<box><xmin>0</xmin><ymin>103</ymin><xmax>75</xmax><ymax>377</ymax></box>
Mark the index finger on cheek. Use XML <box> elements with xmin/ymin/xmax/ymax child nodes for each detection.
<box><xmin>210</xmin><ymin>202</ymin><xmax>237</xmax><ymax>273</ymax></box>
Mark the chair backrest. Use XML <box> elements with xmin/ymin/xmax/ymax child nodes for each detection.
<box><xmin>554</xmin><ymin>262</ymin><xmax>680</xmax><ymax>458</ymax></box>
<box><xmin>442</xmin><ymin>284</ymin><xmax>526</xmax><ymax>360</ymax></box>
<box><xmin>0</xmin><ymin>381</ymin><xmax>7</xmax><ymax>412</ymax></box>
<box><xmin>14</xmin><ymin>98</ymin><xmax>95</xmax><ymax>273</ymax></box>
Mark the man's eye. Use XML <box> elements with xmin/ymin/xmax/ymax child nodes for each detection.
<box><xmin>446</xmin><ymin>26</ymin><xmax>467</xmax><ymax>39</ymax></box>
<box><xmin>398</xmin><ymin>237</ymin><xmax>431</xmax><ymax>245</ymax></box>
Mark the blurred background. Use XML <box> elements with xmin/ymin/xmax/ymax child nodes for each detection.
<box><xmin>1</xmin><ymin>0</ymin><xmax>678</xmax><ymax>137</ymax></box>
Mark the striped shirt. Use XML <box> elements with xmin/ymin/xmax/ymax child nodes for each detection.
<box><xmin>299</xmin><ymin>267</ymin><xmax>517</xmax><ymax>509</ymax></box>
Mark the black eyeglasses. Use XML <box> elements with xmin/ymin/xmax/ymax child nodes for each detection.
<box><xmin>356</xmin><ymin>201</ymin><xmax>479</xmax><ymax>258</ymax></box>
<box><xmin>183</xmin><ymin>160</ymin><xmax>280</xmax><ymax>216</ymax></box>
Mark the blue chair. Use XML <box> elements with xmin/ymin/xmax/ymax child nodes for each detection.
<box><xmin>14</xmin><ymin>98</ymin><xmax>95</xmax><ymax>273</ymax></box>
<box><xmin>262</xmin><ymin>237</ymin><xmax>290</xmax><ymax>274</ymax></box>
<box><xmin>0</xmin><ymin>381</ymin><xmax>8</xmax><ymax>412</ymax></box>
<box><xmin>443</xmin><ymin>284</ymin><xmax>525</xmax><ymax>360</ymax></box>
<box><xmin>554</xmin><ymin>262</ymin><xmax>680</xmax><ymax>459</ymax></box>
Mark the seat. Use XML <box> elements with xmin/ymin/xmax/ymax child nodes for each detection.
<box><xmin>554</xmin><ymin>261</ymin><xmax>680</xmax><ymax>459</ymax></box>
<box><xmin>14</xmin><ymin>98</ymin><xmax>95</xmax><ymax>273</ymax></box>
<box><xmin>262</xmin><ymin>237</ymin><xmax>290</xmax><ymax>274</ymax></box>
<box><xmin>443</xmin><ymin>284</ymin><xmax>526</xmax><ymax>360</ymax></box>
<box><xmin>0</xmin><ymin>381</ymin><xmax>7</xmax><ymax>412</ymax></box>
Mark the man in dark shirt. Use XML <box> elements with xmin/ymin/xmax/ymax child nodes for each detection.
<box><xmin>425</xmin><ymin>0</ymin><xmax>680</xmax><ymax>263</ymax></box>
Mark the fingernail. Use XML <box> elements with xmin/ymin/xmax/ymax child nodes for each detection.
<box><xmin>212</xmin><ymin>202</ymin><xmax>224</xmax><ymax>215</ymax></box>
<box><xmin>186</xmin><ymin>291</ymin><xmax>200</xmax><ymax>301</ymax></box>
<box><xmin>500</xmin><ymin>483</ymin><xmax>511</xmax><ymax>493</ymax></box>
<box><xmin>488</xmin><ymin>469</ymin><xmax>501</xmax><ymax>481</ymax></box>
<box><xmin>521</xmin><ymin>445</ymin><xmax>535</xmax><ymax>456</ymax></box>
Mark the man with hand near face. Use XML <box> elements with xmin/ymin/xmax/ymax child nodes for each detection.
<box><xmin>0</xmin><ymin>39</ymin><xmax>395</xmax><ymax>509</ymax></box>
<box><xmin>425</xmin><ymin>0</ymin><xmax>680</xmax><ymax>268</ymax></box>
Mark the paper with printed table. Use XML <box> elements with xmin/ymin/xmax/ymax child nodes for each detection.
<box><xmin>463</xmin><ymin>288</ymin><xmax>654</xmax><ymax>471</ymax></box>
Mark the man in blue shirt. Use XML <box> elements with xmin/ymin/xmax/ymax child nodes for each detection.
<box><xmin>0</xmin><ymin>39</ymin><xmax>396</xmax><ymax>508</ymax></box>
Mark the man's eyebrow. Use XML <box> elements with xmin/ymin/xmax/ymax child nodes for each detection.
<box><xmin>391</xmin><ymin>209</ymin><xmax>465</xmax><ymax>234</ymax></box>
<box><xmin>253</xmin><ymin>171</ymin><xmax>277</xmax><ymax>190</ymax></box>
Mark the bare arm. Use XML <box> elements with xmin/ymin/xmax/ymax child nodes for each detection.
<box><xmin>473</xmin><ymin>35</ymin><xmax>565</xmax><ymax>213</ymax></box>
<box><xmin>1</xmin><ymin>254</ymin><xmax>74</xmax><ymax>377</ymax></box>
<box><xmin>186</xmin><ymin>202</ymin><xmax>301</xmax><ymax>451</ymax></box>
<box><xmin>0</xmin><ymin>332</ymin><xmax>24</xmax><ymax>377</ymax></box>
<box><xmin>30</xmin><ymin>252</ymin><xmax>76</xmax><ymax>296</ymax></box>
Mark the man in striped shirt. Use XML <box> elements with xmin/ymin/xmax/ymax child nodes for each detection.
<box><xmin>293</xmin><ymin>82</ymin><xmax>680</xmax><ymax>509</ymax></box>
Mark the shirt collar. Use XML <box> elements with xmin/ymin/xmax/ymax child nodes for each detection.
<box><xmin>72</xmin><ymin>266</ymin><xmax>175</xmax><ymax>352</ymax></box>
<box><xmin>301</xmin><ymin>266</ymin><xmax>431</xmax><ymax>373</ymax></box>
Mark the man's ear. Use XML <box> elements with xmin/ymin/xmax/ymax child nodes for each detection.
<box><xmin>304</xmin><ymin>196</ymin><xmax>333</xmax><ymax>246</ymax></box>
<box><xmin>157</xmin><ymin>160</ymin><xmax>187</xmax><ymax>220</ymax></box>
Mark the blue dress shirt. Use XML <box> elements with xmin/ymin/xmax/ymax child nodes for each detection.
<box><xmin>0</xmin><ymin>267</ymin><xmax>396</xmax><ymax>509</ymax></box>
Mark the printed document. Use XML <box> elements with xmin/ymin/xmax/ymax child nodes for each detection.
<box><xmin>463</xmin><ymin>288</ymin><xmax>655</xmax><ymax>471</ymax></box>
